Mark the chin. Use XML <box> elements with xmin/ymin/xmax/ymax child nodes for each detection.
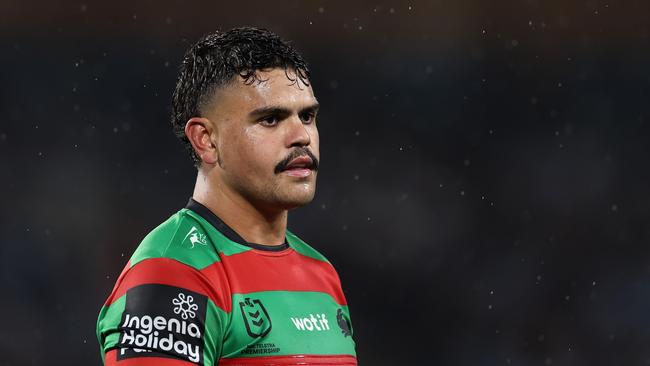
<box><xmin>284</xmin><ymin>196</ymin><xmax>315</xmax><ymax>210</ymax></box>
<box><xmin>277</xmin><ymin>190</ymin><xmax>316</xmax><ymax>210</ymax></box>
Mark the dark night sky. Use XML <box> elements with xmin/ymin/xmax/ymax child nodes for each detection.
<box><xmin>1</xmin><ymin>1</ymin><xmax>649</xmax><ymax>365</ymax></box>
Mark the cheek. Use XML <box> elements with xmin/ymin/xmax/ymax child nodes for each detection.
<box><xmin>239</xmin><ymin>127</ymin><xmax>278</xmax><ymax>169</ymax></box>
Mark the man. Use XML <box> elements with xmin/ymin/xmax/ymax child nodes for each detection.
<box><xmin>96</xmin><ymin>27</ymin><xmax>357</xmax><ymax>365</ymax></box>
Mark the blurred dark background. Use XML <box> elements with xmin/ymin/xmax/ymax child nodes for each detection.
<box><xmin>1</xmin><ymin>1</ymin><xmax>649</xmax><ymax>365</ymax></box>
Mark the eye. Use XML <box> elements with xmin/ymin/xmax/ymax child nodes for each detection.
<box><xmin>300</xmin><ymin>111</ymin><xmax>316</xmax><ymax>124</ymax></box>
<box><xmin>259</xmin><ymin>115</ymin><xmax>279</xmax><ymax>127</ymax></box>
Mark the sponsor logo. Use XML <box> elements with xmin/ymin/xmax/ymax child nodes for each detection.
<box><xmin>173</xmin><ymin>293</ymin><xmax>198</xmax><ymax>320</ymax></box>
<box><xmin>336</xmin><ymin>309</ymin><xmax>352</xmax><ymax>337</ymax></box>
<box><xmin>239</xmin><ymin>298</ymin><xmax>272</xmax><ymax>338</ymax></box>
<box><xmin>290</xmin><ymin>313</ymin><xmax>330</xmax><ymax>331</ymax></box>
<box><xmin>118</xmin><ymin>285</ymin><xmax>207</xmax><ymax>365</ymax></box>
<box><xmin>183</xmin><ymin>226</ymin><xmax>207</xmax><ymax>248</ymax></box>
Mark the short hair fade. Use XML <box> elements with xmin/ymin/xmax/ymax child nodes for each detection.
<box><xmin>171</xmin><ymin>27</ymin><xmax>311</xmax><ymax>166</ymax></box>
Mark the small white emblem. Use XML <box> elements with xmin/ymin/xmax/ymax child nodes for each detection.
<box><xmin>183</xmin><ymin>226</ymin><xmax>207</xmax><ymax>248</ymax></box>
<box><xmin>172</xmin><ymin>293</ymin><xmax>199</xmax><ymax>320</ymax></box>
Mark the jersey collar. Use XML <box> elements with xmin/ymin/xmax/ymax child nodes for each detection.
<box><xmin>185</xmin><ymin>197</ymin><xmax>290</xmax><ymax>252</ymax></box>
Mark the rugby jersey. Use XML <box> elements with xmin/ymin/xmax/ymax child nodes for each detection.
<box><xmin>96</xmin><ymin>198</ymin><xmax>356</xmax><ymax>365</ymax></box>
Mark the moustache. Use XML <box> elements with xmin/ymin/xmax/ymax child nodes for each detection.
<box><xmin>274</xmin><ymin>147</ymin><xmax>319</xmax><ymax>174</ymax></box>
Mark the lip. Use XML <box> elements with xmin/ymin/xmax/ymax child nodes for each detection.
<box><xmin>283</xmin><ymin>168</ymin><xmax>312</xmax><ymax>178</ymax></box>
<box><xmin>284</xmin><ymin>156</ymin><xmax>314</xmax><ymax>171</ymax></box>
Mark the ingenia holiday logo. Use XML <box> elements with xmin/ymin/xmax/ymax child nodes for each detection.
<box><xmin>118</xmin><ymin>284</ymin><xmax>207</xmax><ymax>364</ymax></box>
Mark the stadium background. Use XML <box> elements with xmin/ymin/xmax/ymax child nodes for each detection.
<box><xmin>1</xmin><ymin>1</ymin><xmax>649</xmax><ymax>365</ymax></box>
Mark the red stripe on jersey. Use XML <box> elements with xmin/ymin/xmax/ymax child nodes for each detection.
<box><xmin>104</xmin><ymin>258</ymin><xmax>231</xmax><ymax>312</ymax></box>
<box><xmin>214</xmin><ymin>250</ymin><xmax>347</xmax><ymax>305</ymax></box>
<box><xmin>219</xmin><ymin>354</ymin><xmax>357</xmax><ymax>365</ymax></box>
<box><xmin>104</xmin><ymin>349</ymin><xmax>196</xmax><ymax>366</ymax></box>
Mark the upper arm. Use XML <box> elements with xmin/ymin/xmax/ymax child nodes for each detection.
<box><xmin>97</xmin><ymin>258</ymin><xmax>228</xmax><ymax>366</ymax></box>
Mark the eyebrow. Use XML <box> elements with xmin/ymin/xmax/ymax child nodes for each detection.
<box><xmin>248</xmin><ymin>102</ymin><xmax>320</xmax><ymax>119</ymax></box>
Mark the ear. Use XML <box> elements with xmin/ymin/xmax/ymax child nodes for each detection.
<box><xmin>184</xmin><ymin>117</ymin><xmax>219</xmax><ymax>165</ymax></box>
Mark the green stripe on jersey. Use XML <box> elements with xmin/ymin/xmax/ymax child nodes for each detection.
<box><xmin>128</xmin><ymin>208</ymin><xmax>332</xmax><ymax>270</ymax></box>
<box><xmin>286</xmin><ymin>231</ymin><xmax>331</xmax><ymax>263</ymax></box>
<box><xmin>202</xmin><ymin>299</ymin><xmax>229</xmax><ymax>365</ymax></box>
<box><xmin>182</xmin><ymin>209</ymin><xmax>253</xmax><ymax>257</ymax></box>
<box><xmin>97</xmin><ymin>295</ymin><xmax>126</xmax><ymax>353</ymax></box>
<box><xmin>222</xmin><ymin>291</ymin><xmax>356</xmax><ymax>358</ymax></box>
<box><xmin>129</xmin><ymin>209</ymin><xmax>250</xmax><ymax>270</ymax></box>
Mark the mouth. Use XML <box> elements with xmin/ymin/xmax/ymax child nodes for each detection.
<box><xmin>282</xmin><ymin>156</ymin><xmax>315</xmax><ymax>178</ymax></box>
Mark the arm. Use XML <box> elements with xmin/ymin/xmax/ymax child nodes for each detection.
<box><xmin>97</xmin><ymin>258</ymin><xmax>227</xmax><ymax>366</ymax></box>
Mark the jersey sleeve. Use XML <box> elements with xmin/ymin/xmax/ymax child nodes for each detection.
<box><xmin>96</xmin><ymin>258</ymin><xmax>228</xmax><ymax>366</ymax></box>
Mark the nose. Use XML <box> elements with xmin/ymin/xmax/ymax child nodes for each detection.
<box><xmin>286</xmin><ymin>115</ymin><xmax>311</xmax><ymax>148</ymax></box>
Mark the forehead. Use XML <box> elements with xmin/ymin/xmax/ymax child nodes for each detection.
<box><xmin>208</xmin><ymin>68</ymin><xmax>316</xmax><ymax>118</ymax></box>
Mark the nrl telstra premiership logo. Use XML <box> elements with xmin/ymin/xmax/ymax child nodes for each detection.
<box><xmin>239</xmin><ymin>298</ymin><xmax>272</xmax><ymax>338</ymax></box>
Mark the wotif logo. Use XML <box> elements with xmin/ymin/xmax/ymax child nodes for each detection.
<box><xmin>290</xmin><ymin>313</ymin><xmax>330</xmax><ymax>331</ymax></box>
<box><xmin>119</xmin><ymin>293</ymin><xmax>202</xmax><ymax>363</ymax></box>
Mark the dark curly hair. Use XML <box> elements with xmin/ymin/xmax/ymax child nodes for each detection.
<box><xmin>171</xmin><ymin>27</ymin><xmax>311</xmax><ymax>167</ymax></box>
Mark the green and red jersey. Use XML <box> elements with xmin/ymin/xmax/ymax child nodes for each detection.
<box><xmin>97</xmin><ymin>198</ymin><xmax>357</xmax><ymax>365</ymax></box>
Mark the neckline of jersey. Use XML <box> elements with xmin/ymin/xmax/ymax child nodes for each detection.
<box><xmin>184</xmin><ymin>197</ymin><xmax>291</xmax><ymax>252</ymax></box>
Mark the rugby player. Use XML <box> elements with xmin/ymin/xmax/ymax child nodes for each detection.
<box><xmin>96</xmin><ymin>27</ymin><xmax>357</xmax><ymax>365</ymax></box>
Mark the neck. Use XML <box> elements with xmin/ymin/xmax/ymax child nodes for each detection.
<box><xmin>192</xmin><ymin>167</ymin><xmax>287</xmax><ymax>246</ymax></box>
